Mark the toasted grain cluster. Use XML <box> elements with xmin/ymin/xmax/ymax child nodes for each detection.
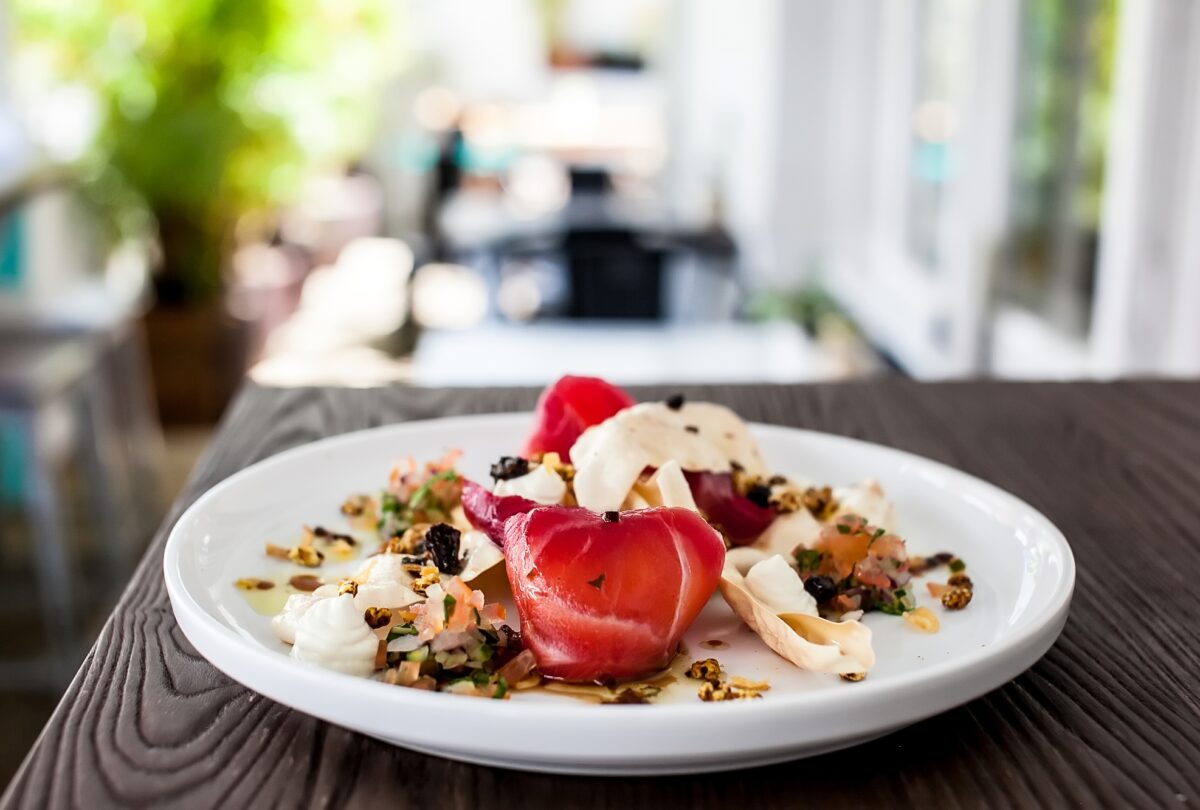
<box><xmin>941</xmin><ymin>586</ymin><xmax>973</xmax><ymax>610</ymax></box>
<box><xmin>697</xmin><ymin>680</ymin><xmax>768</xmax><ymax>702</ymax></box>
<box><xmin>686</xmin><ymin>658</ymin><xmax>721</xmax><ymax>682</ymax></box>
<box><xmin>340</xmin><ymin>495</ymin><xmax>370</xmax><ymax>517</ymax></box>
<box><xmin>799</xmin><ymin>485</ymin><xmax>838</xmax><ymax>519</ymax></box>
<box><xmin>382</xmin><ymin>524</ymin><xmax>430</xmax><ymax>556</ymax></box>
<box><xmin>363</xmin><ymin>607</ymin><xmax>392</xmax><ymax>629</ymax></box>
<box><xmin>602</xmin><ymin>685</ymin><xmax>662</xmax><ymax>705</ymax></box>
<box><xmin>686</xmin><ymin>658</ymin><xmax>769</xmax><ymax>701</ymax></box>
<box><xmin>288</xmin><ymin>545</ymin><xmax>325</xmax><ymax>567</ymax></box>
<box><xmin>409</xmin><ymin>565</ymin><xmax>441</xmax><ymax>595</ymax></box>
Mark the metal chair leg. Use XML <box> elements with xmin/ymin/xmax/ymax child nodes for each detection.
<box><xmin>112</xmin><ymin>323</ymin><xmax>165</xmax><ymax>538</ymax></box>
<box><xmin>78</xmin><ymin>367</ymin><xmax>130</xmax><ymax>584</ymax></box>
<box><xmin>20</xmin><ymin>408</ymin><xmax>79</xmax><ymax>686</ymax></box>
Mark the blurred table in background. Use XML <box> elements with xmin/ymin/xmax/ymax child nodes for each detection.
<box><xmin>412</xmin><ymin>320</ymin><xmax>837</xmax><ymax>386</ymax></box>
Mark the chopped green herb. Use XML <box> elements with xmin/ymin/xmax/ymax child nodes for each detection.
<box><xmin>471</xmin><ymin>670</ymin><xmax>491</xmax><ymax>687</ymax></box>
<box><xmin>794</xmin><ymin>548</ymin><xmax>824</xmax><ymax>572</ymax></box>
<box><xmin>587</xmin><ymin>573</ymin><xmax>606</xmax><ymax>590</ymax></box>
<box><xmin>493</xmin><ymin>676</ymin><xmax>509</xmax><ymax>699</ymax></box>
<box><xmin>949</xmin><ymin>557</ymin><xmax>966</xmax><ymax>573</ymax></box>
<box><xmin>878</xmin><ymin>587</ymin><xmax>916</xmax><ymax>615</ymax></box>
<box><xmin>380</xmin><ymin>492</ymin><xmax>400</xmax><ymax>514</ymax></box>
<box><xmin>836</xmin><ymin>523</ymin><xmax>851</xmax><ymax>534</ymax></box>
<box><xmin>386</xmin><ymin>624</ymin><xmax>417</xmax><ymax>640</ymax></box>
<box><xmin>444</xmin><ymin>593</ymin><xmax>457</xmax><ymax>621</ymax></box>
<box><xmin>409</xmin><ymin>469</ymin><xmax>459</xmax><ymax>512</ymax></box>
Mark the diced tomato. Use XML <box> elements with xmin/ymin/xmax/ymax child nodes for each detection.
<box><xmin>815</xmin><ymin>515</ymin><xmax>910</xmax><ymax>588</ymax></box>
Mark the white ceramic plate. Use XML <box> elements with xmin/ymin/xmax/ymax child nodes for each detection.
<box><xmin>164</xmin><ymin>413</ymin><xmax>1074</xmax><ymax>775</ymax></box>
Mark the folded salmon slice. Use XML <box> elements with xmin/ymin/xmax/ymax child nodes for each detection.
<box><xmin>504</xmin><ymin>505</ymin><xmax>725</xmax><ymax>682</ymax></box>
<box><xmin>522</xmin><ymin>375</ymin><xmax>636</xmax><ymax>458</ymax></box>
<box><xmin>461</xmin><ymin>479</ymin><xmax>538</xmax><ymax>547</ymax></box>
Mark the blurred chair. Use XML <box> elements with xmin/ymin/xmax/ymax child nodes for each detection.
<box><xmin>0</xmin><ymin>334</ymin><xmax>134</xmax><ymax>686</ymax></box>
<box><xmin>0</xmin><ymin>181</ymin><xmax>164</xmax><ymax>688</ymax></box>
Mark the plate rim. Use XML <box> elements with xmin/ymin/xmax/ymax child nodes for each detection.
<box><xmin>163</xmin><ymin>411</ymin><xmax>1075</xmax><ymax>763</ymax></box>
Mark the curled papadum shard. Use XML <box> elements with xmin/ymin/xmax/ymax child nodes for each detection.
<box><xmin>754</xmin><ymin>509</ymin><xmax>822</xmax><ymax>557</ymax></box>
<box><xmin>458</xmin><ymin>529</ymin><xmax>505</xmax><ymax>581</ymax></box>
<box><xmin>626</xmin><ymin>460</ymin><xmax>700</xmax><ymax>512</ymax></box>
<box><xmin>718</xmin><ymin>562</ymin><xmax>875</xmax><ymax>674</ymax></box>
<box><xmin>725</xmin><ymin>546</ymin><xmax>769</xmax><ymax>575</ymax></box>
<box><xmin>834</xmin><ymin>478</ymin><xmax>895</xmax><ymax>531</ymax></box>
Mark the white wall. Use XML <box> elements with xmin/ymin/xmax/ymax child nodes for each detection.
<box><xmin>665</xmin><ymin>0</ymin><xmax>783</xmax><ymax>282</ymax></box>
<box><xmin>1090</xmin><ymin>0</ymin><xmax>1200</xmax><ymax>377</ymax></box>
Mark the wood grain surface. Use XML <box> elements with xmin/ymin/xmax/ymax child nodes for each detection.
<box><xmin>4</xmin><ymin>380</ymin><xmax>1199</xmax><ymax>809</ymax></box>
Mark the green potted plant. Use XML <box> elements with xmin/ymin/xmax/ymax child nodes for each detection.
<box><xmin>13</xmin><ymin>0</ymin><xmax>405</xmax><ymax>418</ymax></box>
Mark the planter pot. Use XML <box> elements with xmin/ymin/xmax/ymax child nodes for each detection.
<box><xmin>142</xmin><ymin>296</ymin><xmax>250</xmax><ymax>425</ymax></box>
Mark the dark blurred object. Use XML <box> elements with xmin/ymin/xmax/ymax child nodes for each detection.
<box><xmin>142</xmin><ymin>300</ymin><xmax>250</xmax><ymax>425</ymax></box>
<box><xmin>562</xmin><ymin>227</ymin><xmax>663</xmax><ymax>319</ymax></box>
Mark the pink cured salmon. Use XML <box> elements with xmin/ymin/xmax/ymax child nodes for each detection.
<box><xmin>504</xmin><ymin>505</ymin><xmax>725</xmax><ymax>682</ymax></box>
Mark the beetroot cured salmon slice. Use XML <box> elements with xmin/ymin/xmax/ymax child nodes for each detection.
<box><xmin>461</xmin><ymin>480</ymin><xmax>539</xmax><ymax>548</ymax></box>
<box><xmin>504</xmin><ymin>505</ymin><xmax>725</xmax><ymax>682</ymax></box>
<box><xmin>684</xmin><ymin>471</ymin><xmax>776</xmax><ymax>545</ymax></box>
<box><xmin>522</xmin><ymin>375</ymin><xmax>636</xmax><ymax>458</ymax></box>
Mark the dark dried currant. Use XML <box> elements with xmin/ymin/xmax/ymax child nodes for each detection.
<box><xmin>803</xmin><ymin>575</ymin><xmax>838</xmax><ymax>604</ymax></box>
<box><xmin>490</xmin><ymin>456</ymin><xmax>531</xmax><ymax>481</ymax></box>
<box><xmin>424</xmin><ymin>523</ymin><xmax>463</xmax><ymax>574</ymax></box>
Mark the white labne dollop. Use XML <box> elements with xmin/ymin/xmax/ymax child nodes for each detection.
<box><xmin>291</xmin><ymin>593</ymin><xmax>379</xmax><ymax>676</ymax></box>
<box><xmin>744</xmin><ymin>554</ymin><xmax>818</xmax><ymax>616</ymax></box>
<box><xmin>571</xmin><ymin>401</ymin><xmax>768</xmax><ymax>512</ymax></box>
<box><xmin>493</xmin><ymin>463</ymin><xmax>567</xmax><ymax>505</ymax></box>
<box><xmin>353</xmin><ymin>553</ymin><xmax>422</xmax><ymax>610</ymax></box>
<box><xmin>309</xmin><ymin>553</ymin><xmax>423</xmax><ymax>611</ymax></box>
<box><xmin>272</xmin><ymin>593</ymin><xmax>319</xmax><ymax>645</ymax></box>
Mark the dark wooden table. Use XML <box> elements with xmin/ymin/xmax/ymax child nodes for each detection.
<box><xmin>5</xmin><ymin>381</ymin><xmax>1199</xmax><ymax>808</ymax></box>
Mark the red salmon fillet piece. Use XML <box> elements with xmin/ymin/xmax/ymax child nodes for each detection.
<box><xmin>504</xmin><ymin>505</ymin><xmax>725</xmax><ymax>682</ymax></box>
<box><xmin>522</xmin><ymin>375</ymin><xmax>636</xmax><ymax>458</ymax></box>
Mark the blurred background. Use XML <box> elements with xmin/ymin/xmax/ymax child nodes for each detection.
<box><xmin>0</xmin><ymin>0</ymin><xmax>1198</xmax><ymax>784</ymax></box>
